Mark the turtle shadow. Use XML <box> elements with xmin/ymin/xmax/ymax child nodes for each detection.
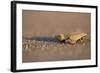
<box><xmin>23</xmin><ymin>36</ymin><xmax>60</xmax><ymax>43</ymax></box>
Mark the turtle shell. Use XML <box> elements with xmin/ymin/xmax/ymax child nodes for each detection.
<box><xmin>68</xmin><ymin>32</ymin><xmax>87</xmax><ymax>41</ymax></box>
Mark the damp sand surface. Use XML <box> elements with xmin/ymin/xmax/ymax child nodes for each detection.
<box><xmin>22</xmin><ymin>37</ymin><xmax>90</xmax><ymax>63</ymax></box>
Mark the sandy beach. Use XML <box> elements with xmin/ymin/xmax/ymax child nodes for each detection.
<box><xmin>22</xmin><ymin>10</ymin><xmax>91</xmax><ymax>63</ymax></box>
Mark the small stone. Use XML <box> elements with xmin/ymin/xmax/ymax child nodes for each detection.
<box><xmin>25</xmin><ymin>44</ymin><xmax>29</xmax><ymax>50</ymax></box>
<box><xmin>42</xmin><ymin>45</ymin><xmax>46</xmax><ymax>48</ymax></box>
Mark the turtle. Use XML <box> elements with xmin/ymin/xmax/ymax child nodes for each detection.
<box><xmin>55</xmin><ymin>32</ymin><xmax>87</xmax><ymax>44</ymax></box>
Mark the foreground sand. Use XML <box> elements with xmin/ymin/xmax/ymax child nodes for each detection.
<box><xmin>22</xmin><ymin>36</ymin><xmax>90</xmax><ymax>63</ymax></box>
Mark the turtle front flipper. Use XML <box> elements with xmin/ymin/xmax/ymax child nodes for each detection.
<box><xmin>66</xmin><ymin>39</ymin><xmax>76</xmax><ymax>44</ymax></box>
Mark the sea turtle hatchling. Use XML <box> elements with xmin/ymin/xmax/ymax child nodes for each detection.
<box><xmin>55</xmin><ymin>32</ymin><xmax>87</xmax><ymax>44</ymax></box>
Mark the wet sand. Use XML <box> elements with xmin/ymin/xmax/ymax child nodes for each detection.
<box><xmin>22</xmin><ymin>37</ymin><xmax>90</xmax><ymax>63</ymax></box>
<box><xmin>22</xmin><ymin>10</ymin><xmax>91</xmax><ymax>63</ymax></box>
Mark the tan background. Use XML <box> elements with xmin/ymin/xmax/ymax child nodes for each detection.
<box><xmin>22</xmin><ymin>10</ymin><xmax>91</xmax><ymax>38</ymax></box>
<box><xmin>22</xmin><ymin>10</ymin><xmax>91</xmax><ymax>62</ymax></box>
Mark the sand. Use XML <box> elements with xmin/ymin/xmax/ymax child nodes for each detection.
<box><xmin>22</xmin><ymin>36</ymin><xmax>90</xmax><ymax>63</ymax></box>
<box><xmin>22</xmin><ymin>10</ymin><xmax>91</xmax><ymax>63</ymax></box>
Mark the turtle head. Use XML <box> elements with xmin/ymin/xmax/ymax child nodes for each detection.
<box><xmin>55</xmin><ymin>34</ymin><xmax>66</xmax><ymax>41</ymax></box>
